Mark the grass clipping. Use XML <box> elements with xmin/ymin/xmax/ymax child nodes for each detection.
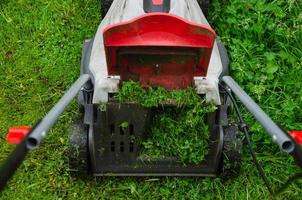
<box><xmin>118</xmin><ymin>81</ymin><xmax>217</xmax><ymax>164</ymax></box>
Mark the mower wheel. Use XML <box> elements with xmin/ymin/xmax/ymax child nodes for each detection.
<box><xmin>197</xmin><ymin>0</ymin><xmax>211</xmax><ymax>17</ymax></box>
<box><xmin>218</xmin><ymin>41</ymin><xmax>230</xmax><ymax>78</ymax></box>
<box><xmin>221</xmin><ymin>125</ymin><xmax>242</xmax><ymax>178</ymax></box>
<box><xmin>100</xmin><ymin>0</ymin><xmax>113</xmax><ymax>18</ymax></box>
<box><xmin>68</xmin><ymin>117</ymin><xmax>90</xmax><ymax>177</ymax></box>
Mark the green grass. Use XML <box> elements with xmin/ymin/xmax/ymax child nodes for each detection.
<box><xmin>117</xmin><ymin>81</ymin><xmax>207</xmax><ymax>108</ymax></box>
<box><xmin>139</xmin><ymin>103</ymin><xmax>216</xmax><ymax>164</ymax></box>
<box><xmin>0</xmin><ymin>0</ymin><xmax>301</xmax><ymax>199</ymax></box>
<box><xmin>117</xmin><ymin>81</ymin><xmax>217</xmax><ymax>164</ymax></box>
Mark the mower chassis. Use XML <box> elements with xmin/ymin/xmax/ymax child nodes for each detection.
<box><xmin>69</xmin><ymin>38</ymin><xmax>241</xmax><ymax>177</ymax></box>
<box><xmin>90</xmin><ymin>103</ymin><xmax>224</xmax><ymax>177</ymax></box>
<box><xmin>72</xmin><ymin>100</ymin><xmax>237</xmax><ymax>177</ymax></box>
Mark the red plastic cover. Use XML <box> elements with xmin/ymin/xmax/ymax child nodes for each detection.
<box><xmin>7</xmin><ymin>126</ymin><xmax>32</xmax><ymax>145</ymax></box>
<box><xmin>290</xmin><ymin>131</ymin><xmax>302</xmax><ymax>145</ymax></box>
<box><xmin>103</xmin><ymin>13</ymin><xmax>216</xmax><ymax>89</ymax></box>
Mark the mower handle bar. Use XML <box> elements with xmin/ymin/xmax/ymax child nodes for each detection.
<box><xmin>27</xmin><ymin>74</ymin><xmax>295</xmax><ymax>153</ymax></box>
<box><xmin>26</xmin><ymin>74</ymin><xmax>91</xmax><ymax>149</ymax></box>
<box><xmin>222</xmin><ymin>76</ymin><xmax>295</xmax><ymax>154</ymax></box>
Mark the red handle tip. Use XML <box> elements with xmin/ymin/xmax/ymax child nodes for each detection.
<box><xmin>290</xmin><ymin>130</ymin><xmax>302</xmax><ymax>145</ymax></box>
<box><xmin>7</xmin><ymin>126</ymin><xmax>32</xmax><ymax>145</ymax></box>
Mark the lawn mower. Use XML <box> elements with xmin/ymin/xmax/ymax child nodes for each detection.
<box><xmin>1</xmin><ymin>0</ymin><xmax>302</xmax><ymax>195</ymax></box>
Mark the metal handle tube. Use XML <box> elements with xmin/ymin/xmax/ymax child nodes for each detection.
<box><xmin>222</xmin><ymin>76</ymin><xmax>295</xmax><ymax>153</ymax></box>
<box><xmin>26</xmin><ymin>74</ymin><xmax>90</xmax><ymax>149</ymax></box>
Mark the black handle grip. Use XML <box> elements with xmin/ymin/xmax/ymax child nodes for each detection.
<box><xmin>292</xmin><ymin>144</ymin><xmax>302</xmax><ymax>168</ymax></box>
<box><xmin>0</xmin><ymin>121</ymin><xmax>40</xmax><ymax>192</ymax></box>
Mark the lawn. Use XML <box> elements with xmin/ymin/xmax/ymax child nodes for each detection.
<box><xmin>0</xmin><ymin>0</ymin><xmax>301</xmax><ymax>199</ymax></box>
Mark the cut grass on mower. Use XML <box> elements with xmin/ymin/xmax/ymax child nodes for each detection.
<box><xmin>0</xmin><ymin>0</ymin><xmax>301</xmax><ymax>199</ymax></box>
<box><xmin>117</xmin><ymin>81</ymin><xmax>217</xmax><ymax>164</ymax></box>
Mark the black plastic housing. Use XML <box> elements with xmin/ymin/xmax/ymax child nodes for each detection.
<box><xmin>86</xmin><ymin>102</ymin><xmax>227</xmax><ymax>177</ymax></box>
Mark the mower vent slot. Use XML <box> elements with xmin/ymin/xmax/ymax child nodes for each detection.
<box><xmin>120</xmin><ymin>142</ymin><xmax>124</xmax><ymax>152</ymax></box>
<box><xmin>129</xmin><ymin>124</ymin><xmax>134</xmax><ymax>135</ymax></box>
<box><xmin>129</xmin><ymin>142</ymin><xmax>134</xmax><ymax>152</ymax></box>
<box><xmin>110</xmin><ymin>141</ymin><xmax>115</xmax><ymax>152</ymax></box>
<box><xmin>110</xmin><ymin>124</ymin><xmax>115</xmax><ymax>135</ymax></box>
<box><xmin>120</xmin><ymin>127</ymin><xmax>125</xmax><ymax>135</ymax></box>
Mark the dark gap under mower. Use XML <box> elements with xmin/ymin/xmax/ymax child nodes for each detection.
<box><xmin>1</xmin><ymin>0</ymin><xmax>302</xmax><ymax>195</ymax></box>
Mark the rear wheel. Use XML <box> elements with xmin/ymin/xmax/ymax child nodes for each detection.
<box><xmin>100</xmin><ymin>0</ymin><xmax>114</xmax><ymax>18</ymax></box>
<box><xmin>68</xmin><ymin>117</ymin><xmax>90</xmax><ymax>177</ymax></box>
<box><xmin>218</xmin><ymin>41</ymin><xmax>230</xmax><ymax>78</ymax></box>
<box><xmin>197</xmin><ymin>0</ymin><xmax>211</xmax><ymax>17</ymax></box>
<box><xmin>221</xmin><ymin>125</ymin><xmax>242</xmax><ymax>178</ymax></box>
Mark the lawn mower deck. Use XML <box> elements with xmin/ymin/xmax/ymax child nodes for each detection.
<box><xmin>68</xmin><ymin>0</ymin><xmax>241</xmax><ymax>177</ymax></box>
<box><xmin>69</xmin><ymin>101</ymin><xmax>241</xmax><ymax>177</ymax></box>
